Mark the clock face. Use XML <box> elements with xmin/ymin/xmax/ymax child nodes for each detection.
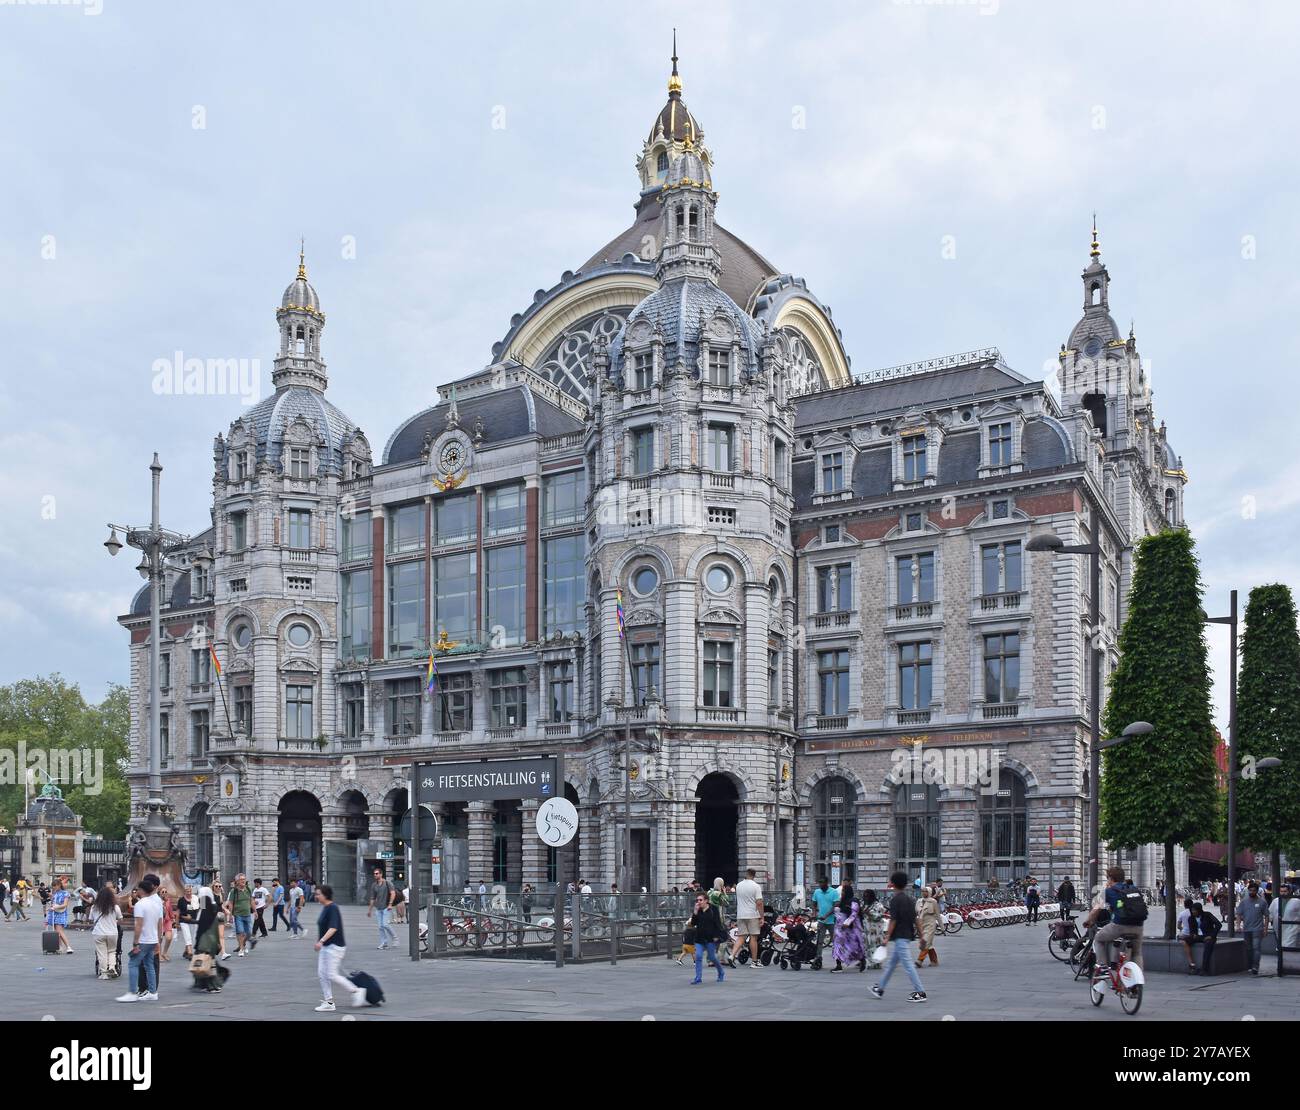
<box><xmin>439</xmin><ymin>439</ymin><xmax>467</xmax><ymax>475</ymax></box>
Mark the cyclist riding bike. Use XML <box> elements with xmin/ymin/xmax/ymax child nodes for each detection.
<box><xmin>1085</xmin><ymin>866</ymin><xmax>1147</xmax><ymax>970</ymax></box>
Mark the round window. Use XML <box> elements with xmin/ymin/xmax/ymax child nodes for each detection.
<box><xmin>233</xmin><ymin>623</ymin><xmax>252</xmax><ymax>649</ymax></box>
<box><xmin>768</xmin><ymin>575</ymin><xmax>779</xmax><ymax>599</ymax></box>
<box><xmin>706</xmin><ymin>565</ymin><xmax>733</xmax><ymax>593</ymax></box>
<box><xmin>632</xmin><ymin>566</ymin><xmax>659</xmax><ymax>595</ymax></box>
<box><xmin>287</xmin><ymin>623</ymin><xmax>311</xmax><ymax>648</ymax></box>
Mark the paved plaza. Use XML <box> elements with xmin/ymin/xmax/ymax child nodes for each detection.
<box><xmin>7</xmin><ymin>906</ymin><xmax>1295</xmax><ymax>1021</ymax></box>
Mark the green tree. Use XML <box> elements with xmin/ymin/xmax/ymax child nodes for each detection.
<box><xmin>0</xmin><ymin>675</ymin><xmax>131</xmax><ymax>839</ymax></box>
<box><xmin>1101</xmin><ymin>529</ymin><xmax>1219</xmax><ymax>939</ymax></box>
<box><xmin>1235</xmin><ymin>584</ymin><xmax>1300</xmax><ymax>891</ymax></box>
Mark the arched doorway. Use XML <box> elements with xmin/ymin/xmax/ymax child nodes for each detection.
<box><xmin>813</xmin><ymin>777</ymin><xmax>856</xmax><ymax>884</ymax></box>
<box><xmin>978</xmin><ymin>770</ymin><xmax>1027</xmax><ymax>882</ymax></box>
<box><xmin>278</xmin><ymin>791</ymin><xmax>322</xmax><ymax>886</ymax></box>
<box><xmin>340</xmin><ymin>790</ymin><xmax>368</xmax><ymax>840</ymax></box>
<box><xmin>893</xmin><ymin>782</ymin><xmax>940</xmax><ymax>883</ymax></box>
<box><xmin>695</xmin><ymin>773</ymin><xmax>739</xmax><ymax>885</ymax></box>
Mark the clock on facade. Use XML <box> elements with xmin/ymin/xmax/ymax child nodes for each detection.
<box><xmin>433</xmin><ymin>431</ymin><xmax>472</xmax><ymax>492</ymax></box>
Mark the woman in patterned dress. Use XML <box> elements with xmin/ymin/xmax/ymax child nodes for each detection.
<box><xmin>830</xmin><ymin>882</ymin><xmax>866</xmax><ymax>972</ymax></box>
<box><xmin>47</xmin><ymin>876</ymin><xmax>74</xmax><ymax>954</ymax></box>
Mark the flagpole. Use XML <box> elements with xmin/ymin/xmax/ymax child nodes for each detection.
<box><xmin>211</xmin><ymin>645</ymin><xmax>235</xmax><ymax>739</ymax></box>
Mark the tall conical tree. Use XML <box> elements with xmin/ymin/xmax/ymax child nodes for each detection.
<box><xmin>1235</xmin><ymin>584</ymin><xmax>1300</xmax><ymax>891</ymax></box>
<box><xmin>1101</xmin><ymin>529</ymin><xmax>1219</xmax><ymax>939</ymax></box>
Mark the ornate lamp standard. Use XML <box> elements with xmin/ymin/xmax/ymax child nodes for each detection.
<box><xmin>104</xmin><ymin>454</ymin><xmax>191</xmax><ymax>863</ymax></box>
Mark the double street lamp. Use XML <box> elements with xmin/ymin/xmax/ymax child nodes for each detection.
<box><xmin>104</xmin><ymin>454</ymin><xmax>191</xmax><ymax>853</ymax></box>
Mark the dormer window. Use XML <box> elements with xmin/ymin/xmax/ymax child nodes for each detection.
<box><xmin>902</xmin><ymin>434</ymin><xmax>927</xmax><ymax>482</ymax></box>
<box><xmin>988</xmin><ymin>423</ymin><xmax>1013</xmax><ymax>467</ymax></box>
<box><xmin>289</xmin><ymin>447</ymin><xmax>310</xmax><ymax>480</ymax></box>
<box><xmin>706</xmin><ymin>348</ymin><xmax>729</xmax><ymax>386</ymax></box>
<box><xmin>656</xmin><ymin>150</ymin><xmax>668</xmax><ymax>174</ymax></box>
<box><xmin>821</xmin><ymin>451</ymin><xmax>844</xmax><ymax>493</ymax></box>
<box><xmin>688</xmin><ymin>206</ymin><xmax>699</xmax><ymax>241</ymax></box>
<box><xmin>633</xmin><ymin>352</ymin><xmax>653</xmax><ymax>392</ymax></box>
<box><xmin>233</xmin><ymin>451</ymin><xmax>248</xmax><ymax>482</ymax></box>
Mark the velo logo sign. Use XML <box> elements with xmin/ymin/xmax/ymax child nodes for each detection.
<box><xmin>535</xmin><ymin>797</ymin><xmax>578</xmax><ymax>847</ymax></box>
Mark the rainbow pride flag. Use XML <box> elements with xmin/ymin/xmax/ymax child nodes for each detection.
<box><xmin>615</xmin><ymin>588</ymin><xmax>626</xmax><ymax>639</ymax></box>
<box><xmin>425</xmin><ymin>649</ymin><xmax>438</xmax><ymax>694</ymax></box>
<box><xmin>209</xmin><ymin>643</ymin><xmax>222</xmax><ymax>678</ymax></box>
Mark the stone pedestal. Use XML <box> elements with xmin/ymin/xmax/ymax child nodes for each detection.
<box><xmin>519</xmin><ymin>799</ymin><xmax>545</xmax><ymax>887</ymax></box>
<box><xmin>466</xmin><ymin>801</ymin><xmax>494</xmax><ymax>888</ymax></box>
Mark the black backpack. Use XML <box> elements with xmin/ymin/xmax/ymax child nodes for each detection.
<box><xmin>1113</xmin><ymin>887</ymin><xmax>1148</xmax><ymax>925</ymax></box>
<box><xmin>348</xmin><ymin>970</ymin><xmax>385</xmax><ymax>1006</ymax></box>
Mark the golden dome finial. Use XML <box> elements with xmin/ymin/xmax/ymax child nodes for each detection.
<box><xmin>1090</xmin><ymin>213</ymin><xmax>1100</xmax><ymax>260</ymax></box>
<box><xmin>668</xmin><ymin>28</ymin><xmax>682</xmax><ymax>94</ymax></box>
<box><xmin>297</xmin><ymin>236</ymin><xmax>307</xmax><ymax>280</ymax></box>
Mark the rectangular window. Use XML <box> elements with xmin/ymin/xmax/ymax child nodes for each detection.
<box><xmin>989</xmin><ymin>422</ymin><xmax>1013</xmax><ymax>467</ymax></box>
<box><xmin>983</xmin><ymin>633</ymin><xmax>1021</xmax><ymax>704</ymax></box>
<box><xmin>433</xmin><ymin>552</ymin><xmax>476</xmax><ymax>642</ymax></box>
<box><xmin>386</xmin><ymin>677</ymin><xmax>422</xmax><ymax>737</ymax></box>
<box><xmin>630</xmin><ymin>641</ymin><xmax>660</xmax><ymax>705</ymax></box>
<box><xmin>548</xmin><ymin>661</ymin><xmax>574</xmax><ymax>722</ymax></box>
<box><xmin>289</xmin><ymin>447</ymin><xmax>311</xmax><ymax>480</ymax></box>
<box><xmin>543</xmin><ymin>471</ymin><xmax>586</xmax><ymax>529</ymax></box>
<box><xmin>706</xmin><ymin>348</ymin><xmax>729</xmax><ymax>386</ymax></box>
<box><xmin>284</xmin><ymin>684</ymin><xmax>314</xmax><ymax>739</ymax></box>
<box><xmin>234</xmin><ymin>452</ymin><xmax>248</xmax><ymax>482</ymax></box>
<box><xmin>899</xmin><ymin>641</ymin><xmax>933</xmax><ymax>710</ymax></box>
<box><xmin>816</xmin><ymin>563</ymin><xmax>853</xmax><ymax>613</ymax></box>
<box><xmin>388</xmin><ymin>504</ymin><xmax>425</xmax><ymax>554</ymax></box>
<box><xmin>981</xmin><ymin>541</ymin><xmax>1023</xmax><ymax>595</ymax></box>
<box><xmin>159</xmin><ymin>652</ymin><xmax>171</xmax><ymax>691</ymax></box>
<box><xmin>433</xmin><ymin>494</ymin><xmax>475</xmax><ymax>546</ymax></box>
<box><xmin>230</xmin><ymin>511</ymin><xmax>247</xmax><ymax>552</ymax></box>
<box><xmin>485</xmin><ymin>485</ymin><xmax>525</xmax><ymax>538</ymax></box>
<box><xmin>233</xmin><ymin>683</ymin><xmax>252</xmax><ymax>735</ymax></box>
<box><xmin>287</xmin><ymin>509</ymin><xmax>312</xmax><ymax>550</ymax></box>
<box><xmin>902</xmin><ymin>435</ymin><xmax>927</xmax><ymax>482</ymax></box>
<box><xmin>543</xmin><ymin>535</ymin><xmax>585</xmax><ymax>637</ymax></box>
<box><xmin>340</xmin><ymin>568</ymin><xmax>372</xmax><ymax>662</ymax></box>
<box><xmin>702</xmin><ymin>641</ymin><xmax>734</xmax><ymax>708</ymax></box>
<box><xmin>896</xmin><ymin>552</ymin><xmax>935</xmax><ymax>604</ymax></box>
<box><xmin>190</xmin><ymin>709</ymin><xmax>209</xmax><ymax>759</ymax></box>
<box><xmin>342</xmin><ymin>683</ymin><xmax>365</xmax><ymax>738</ymax></box>
<box><xmin>190</xmin><ymin>647</ymin><xmax>211</xmax><ymax>687</ymax></box>
<box><xmin>159</xmin><ymin>713</ymin><xmax>170</xmax><ymax>764</ymax></box>
<box><xmin>772</xmin><ymin>440</ymin><xmax>787</xmax><ymax>488</ymax></box>
<box><xmin>193</xmin><ymin>566</ymin><xmax>209</xmax><ymax>597</ymax></box>
<box><xmin>818</xmin><ymin>650</ymin><xmax>850</xmax><ymax>715</ymax></box>
<box><xmin>706</xmin><ymin>424</ymin><xmax>733</xmax><ymax>471</ymax></box>
<box><xmin>486</xmin><ymin>544</ymin><xmax>526</xmax><ymax>646</ymax></box>
<box><xmin>821</xmin><ymin>452</ymin><xmax>844</xmax><ymax>492</ymax></box>
<box><xmin>341</xmin><ymin>510</ymin><xmax>372</xmax><ymax>562</ymax></box>
<box><xmin>768</xmin><ymin>645</ymin><xmax>781</xmax><ymax>705</ymax></box>
<box><xmin>387</xmin><ymin>561</ymin><xmax>425</xmax><ymax>658</ymax></box>
<box><xmin>633</xmin><ymin>352</ymin><xmax>653</xmax><ymax>391</ymax></box>
<box><xmin>1110</xmin><ymin>577</ymin><xmax>1120</xmax><ymax>629</ymax></box>
<box><xmin>435</xmin><ymin>672</ymin><xmax>473</xmax><ymax>732</ymax></box>
<box><xmin>489</xmin><ymin>667</ymin><xmax>527</xmax><ymax>728</ymax></box>
<box><xmin>631</xmin><ymin>428</ymin><xmax>654</xmax><ymax>475</ymax></box>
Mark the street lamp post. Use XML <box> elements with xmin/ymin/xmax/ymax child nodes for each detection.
<box><xmin>105</xmin><ymin>454</ymin><xmax>191</xmax><ymax>858</ymax></box>
<box><xmin>1027</xmin><ymin>532</ymin><xmax>1102</xmax><ymax>897</ymax></box>
<box><xmin>1204</xmin><ymin>591</ymin><xmax>1240</xmax><ymax>935</ymax></box>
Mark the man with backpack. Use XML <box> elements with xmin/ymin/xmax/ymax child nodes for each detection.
<box><xmin>1090</xmin><ymin>866</ymin><xmax>1147</xmax><ymax>969</ymax></box>
<box><xmin>1056</xmin><ymin>877</ymin><xmax>1075</xmax><ymax>919</ymax></box>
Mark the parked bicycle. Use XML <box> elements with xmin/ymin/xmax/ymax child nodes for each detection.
<box><xmin>1047</xmin><ymin>914</ymin><xmax>1083</xmax><ymax>961</ymax></box>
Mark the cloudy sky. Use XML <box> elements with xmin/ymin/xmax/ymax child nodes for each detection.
<box><xmin>2</xmin><ymin>0</ymin><xmax>1297</xmax><ymax>727</ymax></box>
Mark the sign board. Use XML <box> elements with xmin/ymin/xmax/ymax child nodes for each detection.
<box><xmin>534</xmin><ymin>797</ymin><xmax>579</xmax><ymax>847</ymax></box>
<box><xmin>830</xmin><ymin>852</ymin><xmax>842</xmax><ymax>887</ymax></box>
<box><xmin>1051</xmin><ymin>839</ymin><xmax>1068</xmax><ymax>848</ymax></box>
<box><xmin>415</xmin><ymin>756</ymin><xmax>559</xmax><ymax>804</ymax></box>
<box><xmin>430</xmin><ymin>849</ymin><xmax>441</xmax><ymax>887</ymax></box>
<box><xmin>376</xmin><ymin>851</ymin><xmax>395</xmax><ymax>861</ymax></box>
<box><xmin>795</xmin><ymin>853</ymin><xmax>806</xmax><ymax>891</ymax></box>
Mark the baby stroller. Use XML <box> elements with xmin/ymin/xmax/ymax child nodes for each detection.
<box><xmin>94</xmin><ymin>924</ymin><xmax>124</xmax><ymax>979</ymax></box>
<box><xmin>778</xmin><ymin>915</ymin><xmax>821</xmax><ymax>970</ymax></box>
<box><xmin>734</xmin><ymin>909</ymin><xmax>780</xmax><ymax>966</ymax></box>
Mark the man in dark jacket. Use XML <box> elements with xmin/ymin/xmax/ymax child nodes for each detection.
<box><xmin>687</xmin><ymin>893</ymin><xmax>726</xmax><ymax>984</ymax></box>
<box><xmin>1186</xmin><ymin>902</ymin><xmax>1221</xmax><ymax>975</ymax></box>
<box><xmin>1056</xmin><ymin>878</ymin><xmax>1076</xmax><ymax>920</ymax></box>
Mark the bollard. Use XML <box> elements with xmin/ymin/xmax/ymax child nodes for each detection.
<box><xmin>431</xmin><ymin>905</ymin><xmax>445</xmax><ymax>957</ymax></box>
<box><xmin>554</xmin><ymin>889</ymin><xmax>564</xmax><ymax>969</ymax></box>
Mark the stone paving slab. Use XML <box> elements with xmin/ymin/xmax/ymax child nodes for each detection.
<box><xmin>6</xmin><ymin>908</ymin><xmax>1295</xmax><ymax>1022</ymax></box>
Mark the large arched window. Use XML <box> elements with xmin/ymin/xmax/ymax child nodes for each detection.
<box><xmin>894</xmin><ymin>782</ymin><xmax>940</xmax><ymax>880</ymax></box>
<box><xmin>814</xmin><ymin>777</ymin><xmax>856</xmax><ymax>884</ymax></box>
<box><xmin>979</xmin><ymin>770</ymin><xmax>1027</xmax><ymax>882</ymax></box>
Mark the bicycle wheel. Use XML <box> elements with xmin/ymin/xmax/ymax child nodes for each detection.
<box><xmin>1089</xmin><ymin>978</ymin><xmax>1105</xmax><ymax>1006</ymax></box>
<box><xmin>1120</xmin><ymin>985</ymin><xmax>1143</xmax><ymax>1015</ymax></box>
<box><xmin>1047</xmin><ymin>929</ymin><xmax>1072</xmax><ymax>962</ymax></box>
<box><xmin>447</xmin><ymin>925</ymin><xmax>468</xmax><ymax>948</ymax></box>
<box><xmin>946</xmin><ymin>916</ymin><xmax>964</xmax><ymax>935</ymax></box>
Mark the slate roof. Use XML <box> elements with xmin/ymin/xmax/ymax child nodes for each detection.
<box><xmin>384</xmin><ymin>381</ymin><xmax>584</xmax><ymax>466</ymax></box>
<box><xmin>580</xmin><ymin>191</ymin><xmax>778</xmax><ymax>310</ymax></box>
<box><xmin>230</xmin><ymin>386</ymin><xmax>358</xmax><ymax>476</ymax></box>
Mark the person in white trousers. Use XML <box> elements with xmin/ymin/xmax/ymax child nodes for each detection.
<box><xmin>313</xmin><ymin>885</ymin><xmax>364</xmax><ymax>1012</ymax></box>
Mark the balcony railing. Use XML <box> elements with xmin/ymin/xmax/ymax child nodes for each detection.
<box><xmin>285</xmin><ymin>549</ymin><xmax>314</xmax><ymax>563</ymax></box>
<box><xmin>385</xmin><ymin>733</ymin><xmax>416</xmax><ymax>747</ymax></box>
<box><xmin>544</xmin><ymin>722</ymin><xmax>576</xmax><ymax>738</ymax></box>
<box><xmin>613</xmin><ymin>706</ymin><xmax>648</xmax><ymax>724</ymax></box>
<box><xmin>277</xmin><ymin>737</ymin><xmax>322</xmax><ymax>751</ymax></box>
<box><xmin>700</xmin><ymin>708</ymin><xmax>738</xmax><ymax>724</ymax></box>
<box><xmin>982</xmin><ymin>703</ymin><xmax>1020</xmax><ymax>720</ymax></box>
<box><xmin>894</xmin><ymin>602</ymin><xmax>934</xmax><ymax>620</ymax></box>
<box><xmin>979</xmin><ymin>591</ymin><xmax>1023</xmax><ymax>612</ymax></box>
<box><xmin>815</xmin><ymin>715</ymin><xmax>849</xmax><ymax>731</ymax></box>
<box><xmin>487</xmin><ymin>726</ymin><xmax>519</xmax><ymax>740</ymax></box>
<box><xmin>708</xmin><ymin>473</ymin><xmax>735</xmax><ymax>489</ymax></box>
<box><xmin>898</xmin><ymin>709</ymin><xmax>932</xmax><ymax>726</ymax></box>
<box><xmin>811</xmin><ymin>610</ymin><xmax>855</xmax><ymax>630</ymax></box>
<box><xmin>628</xmin><ymin>477</ymin><xmax>652</xmax><ymax>491</ymax></box>
<box><xmin>432</xmin><ymin>730</ymin><xmax>469</xmax><ymax>743</ymax></box>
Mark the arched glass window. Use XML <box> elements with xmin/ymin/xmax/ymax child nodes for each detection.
<box><xmin>814</xmin><ymin>778</ymin><xmax>856</xmax><ymax>884</ymax></box>
<box><xmin>978</xmin><ymin>770</ymin><xmax>1027</xmax><ymax>882</ymax></box>
<box><xmin>893</xmin><ymin>782</ymin><xmax>940</xmax><ymax>880</ymax></box>
<box><xmin>656</xmin><ymin>150</ymin><xmax>668</xmax><ymax>174</ymax></box>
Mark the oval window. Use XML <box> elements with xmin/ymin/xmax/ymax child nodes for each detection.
<box><xmin>632</xmin><ymin>567</ymin><xmax>659</xmax><ymax>595</ymax></box>
<box><xmin>287</xmin><ymin>623</ymin><xmax>311</xmax><ymax>648</ymax></box>
<box><xmin>706</xmin><ymin>566</ymin><xmax>733</xmax><ymax>593</ymax></box>
<box><xmin>233</xmin><ymin>623</ymin><xmax>252</xmax><ymax>649</ymax></box>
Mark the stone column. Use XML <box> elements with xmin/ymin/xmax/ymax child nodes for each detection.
<box><xmin>519</xmin><ymin>799</ymin><xmax>545</xmax><ymax>887</ymax></box>
<box><xmin>466</xmin><ymin>801</ymin><xmax>494</xmax><ymax>888</ymax></box>
<box><xmin>737</xmin><ymin>800</ymin><xmax>772</xmax><ymax>876</ymax></box>
<box><xmin>578</xmin><ymin>801</ymin><xmax>601</xmax><ymax>887</ymax></box>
